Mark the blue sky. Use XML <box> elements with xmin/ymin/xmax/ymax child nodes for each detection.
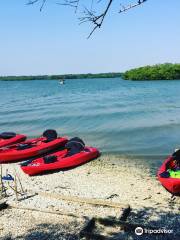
<box><xmin>0</xmin><ymin>0</ymin><xmax>180</xmax><ymax>75</ymax></box>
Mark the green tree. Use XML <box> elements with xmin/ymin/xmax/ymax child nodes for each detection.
<box><xmin>122</xmin><ymin>63</ymin><xmax>180</xmax><ymax>80</ymax></box>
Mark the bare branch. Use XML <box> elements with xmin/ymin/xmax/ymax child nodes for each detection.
<box><xmin>27</xmin><ymin>0</ymin><xmax>39</xmax><ymax>4</ymax></box>
<box><xmin>27</xmin><ymin>0</ymin><xmax>148</xmax><ymax>37</ymax></box>
<box><xmin>119</xmin><ymin>0</ymin><xmax>147</xmax><ymax>13</ymax></box>
<box><xmin>79</xmin><ymin>0</ymin><xmax>113</xmax><ymax>39</ymax></box>
<box><xmin>27</xmin><ymin>0</ymin><xmax>47</xmax><ymax>11</ymax></box>
<box><xmin>57</xmin><ymin>0</ymin><xmax>80</xmax><ymax>11</ymax></box>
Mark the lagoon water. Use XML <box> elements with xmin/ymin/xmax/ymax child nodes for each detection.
<box><xmin>1</xmin><ymin>78</ymin><xmax>180</xmax><ymax>164</ymax></box>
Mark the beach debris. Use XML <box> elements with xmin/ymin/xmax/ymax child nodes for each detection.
<box><xmin>6</xmin><ymin>190</ymin><xmax>131</xmax><ymax>217</ymax></box>
<box><xmin>170</xmin><ymin>194</ymin><xmax>176</xmax><ymax>201</ymax></box>
<box><xmin>143</xmin><ymin>195</ymin><xmax>152</xmax><ymax>200</ymax></box>
<box><xmin>8</xmin><ymin>203</ymin><xmax>80</xmax><ymax>219</ymax></box>
<box><xmin>28</xmin><ymin>190</ymin><xmax>130</xmax><ymax>209</ymax></box>
<box><xmin>106</xmin><ymin>193</ymin><xmax>119</xmax><ymax>199</ymax></box>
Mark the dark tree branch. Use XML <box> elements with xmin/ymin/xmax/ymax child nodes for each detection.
<box><xmin>79</xmin><ymin>0</ymin><xmax>113</xmax><ymax>38</ymax></box>
<box><xmin>27</xmin><ymin>0</ymin><xmax>47</xmax><ymax>11</ymax></box>
<box><xmin>27</xmin><ymin>0</ymin><xmax>148</xmax><ymax>37</ymax></box>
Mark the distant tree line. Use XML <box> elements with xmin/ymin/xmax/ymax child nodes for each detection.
<box><xmin>2</xmin><ymin>64</ymin><xmax>180</xmax><ymax>81</ymax></box>
<box><xmin>122</xmin><ymin>63</ymin><xmax>180</xmax><ymax>80</ymax></box>
<box><xmin>0</xmin><ymin>72</ymin><xmax>121</xmax><ymax>81</ymax></box>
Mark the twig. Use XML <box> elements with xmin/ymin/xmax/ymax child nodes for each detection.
<box><xmin>119</xmin><ymin>0</ymin><xmax>147</xmax><ymax>13</ymax></box>
<box><xmin>27</xmin><ymin>0</ymin><xmax>47</xmax><ymax>11</ymax></box>
<box><xmin>14</xmin><ymin>172</ymin><xmax>18</xmax><ymax>201</ymax></box>
<box><xmin>9</xmin><ymin>204</ymin><xmax>83</xmax><ymax>218</ymax></box>
<box><xmin>26</xmin><ymin>0</ymin><xmax>149</xmax><ymax>37</ymax></box>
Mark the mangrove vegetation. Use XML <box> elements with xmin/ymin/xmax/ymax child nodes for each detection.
<box><xmin>1</xmin><ymin>63</ymin><xmax>180</xmax><ymax>81</ymax></box>
<box><xmin>122</xmin><ymin>63</ymin><xmax>180</xmax><ymax>80</ymax></box>
<box><xmin>0</xmin><ymin>72</ymin><xmax>121</xmax><ymax>81</ymax></box>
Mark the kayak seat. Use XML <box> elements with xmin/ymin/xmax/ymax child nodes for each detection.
<box><xmin>172</xmin><ymin>149</ymin><xmax>180</xmax><ymax>160</ymax></box>
<box><xmin>0</xmin><ymin>132</ymin><xmax>16</xmax><ymax>139</ymax></box>
<box><xmin>43</xmin><ymin>129</ymin><xmax>58</xmax><ymax>142</ymax></box>
<box><xmin>65</xmin><ymin>137</ymin><xmax>85</xmax><ymax>157</ymax></box>
<box><xmin>84</xmin><ymin>148</ymin><xmax>91</xmax><ymax>152</ymax></box>
<box><xmin>17</xmin><ymin>143</ymin><xmax>33</xmax><ymax>150</ymax></box>
<box><xmin>43</xmin><ymin>155</ymin><xmax>58</xmax><ymax>164</ymax></box>
<box><xmin>159</xmin><ymin>171</ymin><xmax>170</xmax><ymax>178</ymax></box>
<box><xmin>21</xmin><ymin>159</ymin><xmax>35</xmax><ymax>167</ymax></box>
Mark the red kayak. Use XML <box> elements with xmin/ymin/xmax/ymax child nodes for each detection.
<box><xmin>0</xmin><ymin>129</ymin><xmax>68</xmax><ymax>163</ymax></box>
<box><xmin>0</xmin><ymin>132</ymin><xmax>26</xmax><ymax>148</ymax></box>
<box><xmin>21</xmin><ymin>147</ymin><xmax>100</xmax><ymax>176</ymax></box>
<box><xmin>158</xmin><ymin>156</ymin><xmax>180</xmax><ymax>195</ymax></box>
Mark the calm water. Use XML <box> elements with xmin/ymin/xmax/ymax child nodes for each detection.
<box><xmin>1</xmin><ymin>78</ymin><xmax>180</xmax><ymax>163</ymax></box>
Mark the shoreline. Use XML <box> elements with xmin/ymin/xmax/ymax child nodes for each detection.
<box><xmin>0</xmin><ymin>74</ymin><xmax>121</xmax><ymax>81</ymax></box>
<box><xmin>0</xmin><ymin>154</ymin><xmax>179</xmax><ymax>239</ymax></box>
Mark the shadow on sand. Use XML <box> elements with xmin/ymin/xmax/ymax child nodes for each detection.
<box><xmin>1</xmin><ymin>203</ymin><xmax>179</xmax><ymax>240</ymax></box>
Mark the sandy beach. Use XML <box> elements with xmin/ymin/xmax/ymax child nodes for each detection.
<box><xmin>0</xmin><ymin>154</ymin><xmax>179</xmax><ymax>239</ymax></box>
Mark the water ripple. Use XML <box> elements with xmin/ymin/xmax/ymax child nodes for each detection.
<box><xmin>1</xmin><ymin>78</ymin><xmax>180</xmax><ymax>161</ymax></box>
